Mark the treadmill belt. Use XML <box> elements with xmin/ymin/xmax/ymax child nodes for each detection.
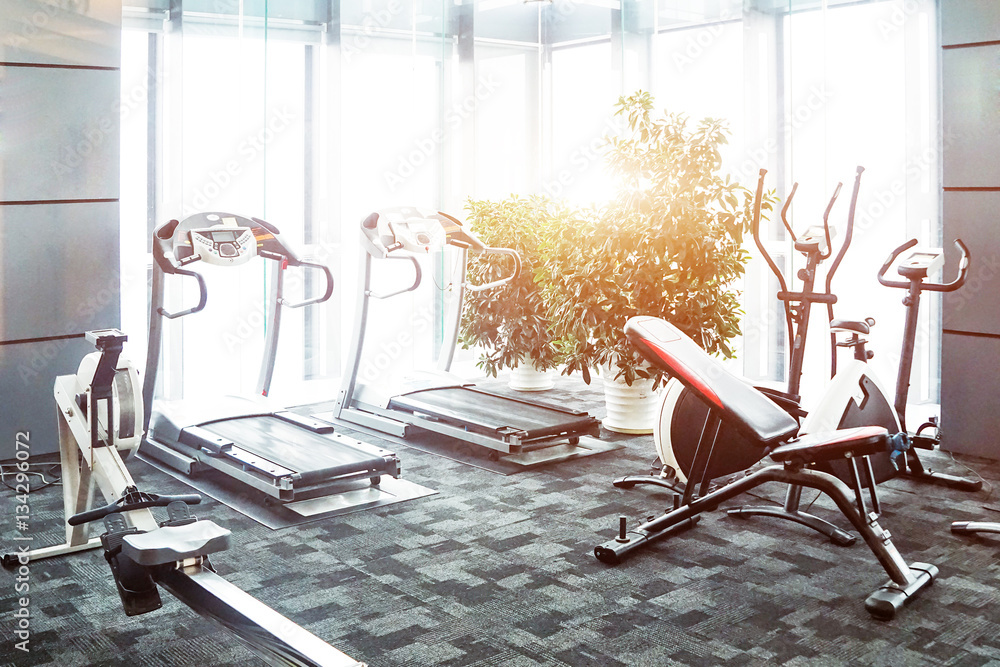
<box><xmin>388</xmin><ymin>387</ymin><xmax>598</xmax><ymax>438</ymax></box>
<box><xmin>201</xmin><ymin>416</ymin><xmax>387</xmax><ymax>477</ymax></box>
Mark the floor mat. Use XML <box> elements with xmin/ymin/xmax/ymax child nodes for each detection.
<box><xmin>137</xmin><ymin>453</ymin><xmax>436</xmax><ymax>530</ymax></box>
<box><xmin>309</xmin><ymin>409</ymin><xmax>625</xmax><ymax>475</ymax></box>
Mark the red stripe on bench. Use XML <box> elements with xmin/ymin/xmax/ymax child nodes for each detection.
<box><xmin>645</xmin><ymin>342</ymin><xmax>723</xmax><ymax>411</ymax></box>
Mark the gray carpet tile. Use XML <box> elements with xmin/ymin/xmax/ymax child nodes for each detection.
<box><xmin>3</xmin><ymin>374</ymin><xmax>1000</xmax><ymax>666</ymax></box>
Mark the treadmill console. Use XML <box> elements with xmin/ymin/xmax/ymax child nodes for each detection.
<box><xmin>387</xmin><ymin>219</ymin><xmax>442</xmax><ymax>253</ymax></box>
<box><xmin>360</xmin><ymin>208</ymin><xmax>487</xmax><ymax>258</ymax></box>
<box><xmin>190</xmin><ymin>224</ymin><xmax>256</xmax><ymax>266</ymax></box>
<box><xmin>898</xmin><ymin>248</ymin><xmax>943</xmax><ymax>280</ymax></box>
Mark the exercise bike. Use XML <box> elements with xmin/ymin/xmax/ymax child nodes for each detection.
<box><xmin>2</xmin><ymin>329</ymin><xmax>365</xmax><ymax>666</ymax></box>
<box><xmin>616</xmin><ymin>167</ymin><xmax>903</xmax><ymax>545</ymax></box>
<box><xmin>874</xmin><ymin>238</ymin><xmax>979</xmax><ymax>490</ymax></box>
<box><xmin>595</xmin><ymin>316</ymin><xmax>936</xmax><ymax>620</ymax></box>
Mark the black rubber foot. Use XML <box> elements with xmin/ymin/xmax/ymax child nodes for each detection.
<box><xmin>864</xmin><ymin>562</ymin><xmax>937</xmax><ymax>620</ymax></box>
<box><xmin>594</xmin><ymin>516</ymin><xmax>701</xmax><ymax>565</ymax></box>
<box><xmin>951</xmin><ymin>521</ymin><xmax>1000</xmax><ymax>535</ymax></box>
<box><xmin>901</xmin><ymin>469</ymin><xmax>982</xmax><ymax>492</ymax></box>
<box><xmin>612</xmin><ymin>475</ymin><xmax>683</xmax><ymax>493</ymax></box>
<box><xmin>2</xmin><ymin>554</ymin><xmax>20</xmax><ymax>569</ymax></box>
<box><xmin>951</xmin><ymin>521</ymin><xmax>974</xmax><ymax>534</ymax></box>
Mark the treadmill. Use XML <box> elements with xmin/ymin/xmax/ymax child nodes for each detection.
<box><xmin>324</xmin><ymin>207</ymin><xmax>615</xmax><ymax>466</ymax></box>
<box><xmin>139</xmin><ymin>212</ymin><xmax>400</xmax><ymax>504</ymax></box>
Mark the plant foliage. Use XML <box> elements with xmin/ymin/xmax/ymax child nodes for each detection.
<box><xmin>460</xmin><ymin>195</ymin><xmax>569</xmax><ymax>377</ymax></box>
<box><xmin>544</xmin><ymin>91</ymin><xmax>774</xmax><ymax>387</ymax></box>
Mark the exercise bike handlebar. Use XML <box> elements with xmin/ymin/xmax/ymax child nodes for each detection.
<box><xmin>466</xmin><ymin>247</ymin><xmax>521</xmax><ymax>293</ymax></box>
<box><xmin>157</xmin><ymin>267</ymin><xmax>208</xmax><ymax>320</ymax></box>
<box><xmin>68</xmin><ymin>491</ymin><xmax>203</xmax><ymax>526</ymax></box>
<box><xmin>877</xmin><ymin>238</ymin><xmax>971</xmax><ymax>292</ymax></box>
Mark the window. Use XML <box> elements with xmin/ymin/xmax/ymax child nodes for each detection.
<box><xmin>120</xmin><ymin>0</ymin><xmax>940</xmax><ymax>411</ymax></box>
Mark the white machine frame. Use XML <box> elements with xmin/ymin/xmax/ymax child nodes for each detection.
<box><xmin>4</xmin><ymin>329</ymin><xmax>365</xmax><ymax>667</ymax></box>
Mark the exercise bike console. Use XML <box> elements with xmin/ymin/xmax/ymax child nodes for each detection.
<box><xmin>896</xmin><ymin>249</ymin><xmax>944</xmax><ymax>281</ymax></box>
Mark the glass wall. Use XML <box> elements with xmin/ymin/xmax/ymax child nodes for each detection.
<box><xmin>120</xmin><ymin>0</ymin><xmax>941</xmax><ymax>409</ymax></box>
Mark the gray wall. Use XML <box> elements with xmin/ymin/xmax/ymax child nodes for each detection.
<box><xmin>939</xmin><ymin>0</ymin><xmax>1000</xmax><ymax>458</ymax></box>
<box><xmin>0</xmin><ymin>1</ymin><xmax>123</xmax><ymax>459</ymax></box>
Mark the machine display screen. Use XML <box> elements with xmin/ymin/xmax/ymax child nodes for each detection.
<box><xmin>909</xmin><ymin>252</ymin><xmax>939</xmax><ymax>266</ymax></box>
<box><xmin>211</xmin><ymin>230</ymin><xmax>238</xmax><ymax>242</ymax></box>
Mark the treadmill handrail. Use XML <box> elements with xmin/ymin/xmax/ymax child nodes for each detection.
<box><xmin>367</xmin><ymin>255</ymin><xmax>422</xmax><ymax>299</ymax></box>
<box><xmin>278</xmin><ymin>259</ymin><xmax>335</xmax><ymax>309</ymax></box>
<box><xmin>158</xmin><ymin>267</ymin><xmax>208</xmax><ymax>320</ymax></box>
<box><xmin>466</xmin><ymin>247</ymin><xmax>521</xmax><ymax>293</ymax></box>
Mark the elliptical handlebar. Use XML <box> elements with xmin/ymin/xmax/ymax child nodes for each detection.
<box><xmin>752</xmin><ymin>169</ymin><xmax>790</xmax><ymax>295</ymax></box>
<box><xmin>824</xmin><ymin>166</ymin><xmax>865</xmax><ymax>293</ymax></box>
<box><xmin>779</xmin><ymin>181</ymin><xmax>799</xmax><ymax>242</ymax></box>
<box><xmin>466</xmin><ymin>247</ymin><xmax>521</xmax><ymax>293</ymax></box>
<box><xmin>819</xmin><ymin>181</ymin><xmax>843</xmax><ymax>261</ymax></box>
<box><xmin>878</xmin><ymin>238</ymin><xmax>971</xmax><ymax>292</ymax></box>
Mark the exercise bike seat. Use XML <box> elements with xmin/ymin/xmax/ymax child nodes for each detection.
<box><xmin>624</xmin><ymin>316</ymin><xmax>798</xmax><ymax>447</ymax></box>
<box><xmin>768</xmin><ymin>426</ymin><xmax>888</xmax><ymax>465</ymax></box>
<box><xmin>830</xmin><ymin>318</ymin><xmax>871</xmax><ymax>335</ymax></box>
<box><xmin>122</xmin><ymin>520</ymin><xmax>232</xmax><ymax>566</ymax></box>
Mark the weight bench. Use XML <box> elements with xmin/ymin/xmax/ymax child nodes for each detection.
<box><xmin>594</xmin><ymin>316</ymin><xmax>937</xmax><ymax>620</ymax></box>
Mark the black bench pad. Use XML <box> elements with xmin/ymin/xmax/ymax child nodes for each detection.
<box><xmin>768</xmin><ymin>425</ymin><xmax>888</xmax><ymax>464</ymax></box>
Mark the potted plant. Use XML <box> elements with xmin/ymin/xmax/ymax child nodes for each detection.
<box><xmin>460</xmin><ymin>194</ymin><xmax>571</xmax><ymax>390</ymax></box>
<box><xmin>544</xmin><ymin>91</ymin><xmax>771</xmax><ymax>431</ymax></box>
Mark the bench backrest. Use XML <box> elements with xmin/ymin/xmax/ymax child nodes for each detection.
<box><xmin>625</xmin><ymin>316</ymin><xmax>798</xmax><ymax>448</ymax></box>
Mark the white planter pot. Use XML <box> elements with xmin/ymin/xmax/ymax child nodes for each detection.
<box><xmin>508</xmin><ymin>359</ymin><xmax>555</xmax><ymax>392</ymax></box>
<box><xmin>600</xmin><ymin>363</ymin><xmax>659</xmax><ymax>434</ymax></box>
